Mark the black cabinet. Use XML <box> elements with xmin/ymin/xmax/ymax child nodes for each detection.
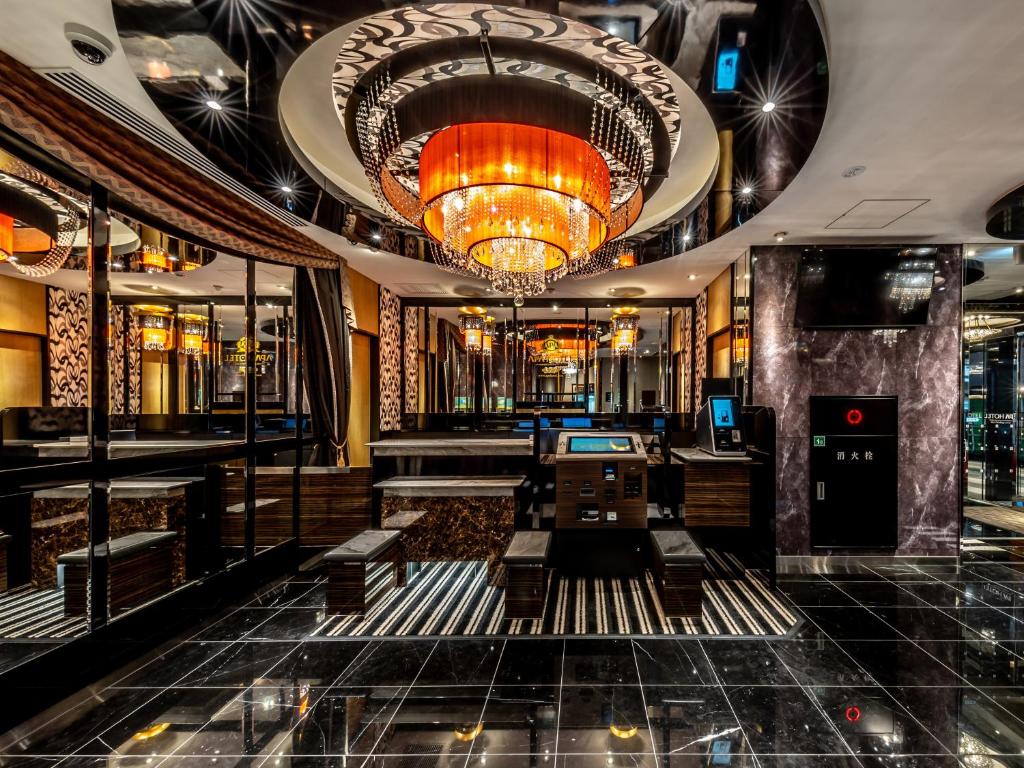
<box><xmin>809</xmin><ymin>396</ymin><xmax>898</xmax><ymax>549</ymax></box>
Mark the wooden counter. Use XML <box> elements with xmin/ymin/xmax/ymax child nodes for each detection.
<box><xmin>673</xmin><ymin>448</ymin><xmax>754</xmax><ymax>527</ymax></box>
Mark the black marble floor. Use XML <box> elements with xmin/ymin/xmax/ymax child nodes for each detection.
<box><xmin>2</xmin><ymin>545</ymin><xmax>1024</xmax><ymax>767</ymax></box>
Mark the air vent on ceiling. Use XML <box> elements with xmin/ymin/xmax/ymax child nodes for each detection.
<box><xmin>39</xmin><ymin>68</ymin><xmax>306</xmax><ymax>229</ymax></box>
<box><xmin>395</xmin><ymin>283</ymin><xmax>449</xmax><ymax>296</ymax></box>
<box><xmin>826</xmin><ymin>199</ymin><xmax>929</xmax><ymax>229</ymax></box>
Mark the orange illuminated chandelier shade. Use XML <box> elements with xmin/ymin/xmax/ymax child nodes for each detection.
<box><xmin>0</xmin><ymin>213</ymin><xmax>12</xmax><ymax>263</ymax></box>
<box><xmin>415</xmin><ymin>123</ymin><xmax>612</xmax><ymax>301</ymax></box>
<box><xmin>611</xmin><ymin>307</ymin><xmax>640</xmax><ymax>356</ymax></box>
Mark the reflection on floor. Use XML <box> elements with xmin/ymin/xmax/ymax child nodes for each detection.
<box><xmin>965</xmin><ymin>504</ymin><xmax>1024</xmax><ymax>537</ymax></box>
<box><xmin>2</xmin><ymin>549</ymin><xmax>1024</xmax><ymax>765</ymax></box>
<box><xmin>313</xmin><ymin>555</ymin><xmax>797</xmax><ymax>638</ymax></box>
<box><xmin>0</xmin><ymin>585</ymin><xmax>87</xmax><ymax>640</ymax></box>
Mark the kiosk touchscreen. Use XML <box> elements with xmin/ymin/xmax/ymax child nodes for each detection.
<box><xmin>696</xmin><ymin>396</ymin><xmax>747</xmax><ymax>456</ymax></box>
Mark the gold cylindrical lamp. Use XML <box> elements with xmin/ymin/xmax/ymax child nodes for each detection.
<box><xmin>482</xmin><ymin>316</ymin><xmax>495</xmax><ymax>357</ymax></box>
<box><xmin>178</xmin><ymin>313</ymin><xmax>208</xmax><ymax>356</ymax></box>
<box><xmin>134</xmin><ymin>305</ymin><xmax>175</xmax><ymax>351</ymax></box>
<box><xmin>459</xmin><ymin>307</ymin><xmax>488</xmax><ymax>354</ymax></box>
<box><xmin>611</xmin><ymin>307</ymin><xmax>640</xmax><ymax>356</ymax></box>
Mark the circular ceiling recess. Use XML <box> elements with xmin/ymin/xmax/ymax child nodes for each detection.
<box><xmin>987</xmin><ymin>184</ymin><xmax>1024</xmax><ymax>240</ymax></box>
<box><xmin>280</xmin><ymin>3</ymin><xmax>721</xmax><ymax>298</ymax></box>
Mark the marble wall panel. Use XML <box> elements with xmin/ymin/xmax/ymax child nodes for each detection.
<box><xmin>752</xmin><ymin>245</ymin><xmax>962</xmax><ymax>557</ymax></box>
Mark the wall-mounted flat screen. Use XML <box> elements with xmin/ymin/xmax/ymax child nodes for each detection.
<box><xmin>794</xmin><ymin>247</ymin><xmax>938</xmax><ymax>329</ymax></box>
<box><xmin>567</xmin><ymin>436</ymin><xmax>635</xmax><ymax>454</ymax></box>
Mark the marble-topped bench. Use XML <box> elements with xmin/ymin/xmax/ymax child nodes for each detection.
<box><xmin>650</xmin><ymin>530</ymin><xmax>705</xmax><ymax>618</ymax></box>
<box><xmin>59</xmin><ymin>530</ymin><xmax>178</xmax><ymax>617</ymax></box>
<box><xmin>324</xmin><ymin>530</ymin><xmax>405</xmax><ymax>616</ymax></box>
<box><xmin>367</xmin><ymin>438</ymin><xmax>532</xmax><ymax>457</ymax></box>
<box><xmin>374</xmin><ymin>475</ymin><xmax>526</xmax><ymax>497</ymax></box>
<box><xmin>502</xmin><ymin>531</ymin><xmax>552</xmax><ymax>619</ymax></box>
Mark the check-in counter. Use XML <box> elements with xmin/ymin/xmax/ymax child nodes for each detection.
<box><xmin>673</xmin><ymin>447</ymin><xmax>755</xmax><ymax>527</ymax></box>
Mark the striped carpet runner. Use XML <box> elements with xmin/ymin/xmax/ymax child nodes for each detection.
<box><xmin>0</xmin><ymin>586</ymin><xmax>87</xmax><ymax>639</ymax></box>
<box><xmin>311</xmin><ymin>550</ymin><xmax>799</xmax><ymax>639</ymax></box>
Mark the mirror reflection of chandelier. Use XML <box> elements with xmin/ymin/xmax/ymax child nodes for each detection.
<box><xmin>963</xmin><ymin>314</ymin><xmax>1018</xmax><ymax>343</ymax></box>
<box><xmin>611</xmin><ymin>307</ymin><xmax>640</xmax><ymax>356</ymax></box>
<box><xmin>134</xmin><ymin>305</ymin><xmax>175</xmax><ymax>351</ymax></box>
<box><xmin>459</xmin><ymin>306</ymin><xmax>488</xmax><ymax>354</ymax></box>
<box><xmin>178</xmin><ymin>314</ymin><xmax>209</xmax><ymax>357</ymax></box>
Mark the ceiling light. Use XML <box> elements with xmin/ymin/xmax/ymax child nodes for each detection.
<box><xmin>205</xmin><ymin>99</ymin><xmax>223</xmax><ymax>111</ymax></box>
<box><xmin>841</xmin><ymin>165</ymin><xmax>866</xmax><ymax>178</ymax></box>
<box><xmin>774</xmin><ymin>231</ymin><xmax>787</xmax><ymax>242</ymax></box>
<box><xmin>761</xmin><ymin>101</ymin><xmax>776</xmax><ymax>113</ymax></box>
<box><xmin>682</xmin><ymin>233</ymin><xmax>691</xmax><ymax>242</ymax></box>
<box><xmin>740</xmin><ymin>186</ymin><xmax>753</xmax><ymax>195</ymax></box>
<box><xmin>688</xmin><ymin>274</ymin><xmax>697</xmax><ymax>280</ymax></box>
<box><xmin>1016</xmin><ymin>287</ymin><xmax>1023</xmax><ymax>294</ymax></box>
<box><xmin>280</xmin><ymin>185</ymin><xmax>293</xmax><ymax>194</ymax></box>
<box><xmin>966</xmin><ymin>249</ymin><xmax>976</xmax><ymax>257</ymax></box>
<box><xmin>371</xmin><ymin>233</ymin><xmax>382</xmax><ymax>242</ymax></box>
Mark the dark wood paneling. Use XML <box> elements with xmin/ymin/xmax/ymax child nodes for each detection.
<box><xmin>555</xmin><ymin>459</ymin><xmax>647</xmax><ymax>528</ymax></box>
<box><xmin>63</xmin><ymin>540</ymin><xmax>175</xmax><ymax>618</ymax></box>
<box><xmin>220</xmin><ymin>467</ymin><xmax>373</xmax><ymax>547</ymax></box>
<box><xmin>326</xmin><ymin>542</ymin><xmax>403</xmax><ymax>616</ymax></box>
<box><xmin>683</xmin><ymin>463</ymin><xmax>751</xmax><ymax>527</ymax></box>
<box><xmin>504</xmin><ymin>565</ymin><xmax>546</xmax><ymax>619</ymax></box>
<box><xmin>652</xmin><ymin>548</ymin><xmax>702</xmax><ymax>618</ymax></box>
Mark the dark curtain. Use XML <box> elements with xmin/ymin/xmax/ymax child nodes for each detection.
<box><xmin>299</xmin><ymin>265</ymin><xmax>352</xmax><ymax>466</ymax></box>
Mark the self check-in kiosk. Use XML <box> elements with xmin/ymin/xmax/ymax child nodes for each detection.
<box><xmin>695</xmin><ymin>396</ymin><xmax>748</xmax><ymax>456</ymax></box>
<box><xmin>554</xmin><ymin>432</ymin><xmax>648</xmax><ymax>528</ymax></box>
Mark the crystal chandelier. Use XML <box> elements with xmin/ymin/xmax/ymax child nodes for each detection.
<box><xmin>963</xmin><ymin>314</ymin><xmax>1004</xmax><ymax>343</ymax></box>
<box><xmin>611</xmin><ymin>307</ymin><xmax>640</xmax><ymax>356</ymax></box>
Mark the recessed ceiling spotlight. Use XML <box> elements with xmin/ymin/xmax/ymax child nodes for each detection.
<box><xmin>205</xmin><ymin>99</ymin><xmax>223</xmax><ymax>111</ymax></box>
<box><xmin>1016</xmin><ymin>287</ymin><xmax>1023</xmax><ymax>294</ymax></box>
<box><xmin>552</xmin><ymin>303</ymin><xmax>560</xmax><ymax>312</ymax></box>
<box><xmin>280</xmin><ymin>185</ymin><xmax>293</xmax><ymax>193</ymax></box>
<box><xmin>740</xmin><ymin>186</ymin><xmax>753</xmax><ymax>195</ymax></box>
<box><xmin>761</xmin><ymin>101</ymin><xmax>776</xmax><ymax>113</ymax></box>
<box><xmin>688</xmin><ymin>274</ymin><xmax>697</xmax><ymax>280</ymax></box>
<box><xmin>841</xmin><ymin>165</ymin><xmax>866</xmax><ymax>178</ymax></box>
<box><xmin>774</xmin><ymin>231</ymin><xmax>787</xmax><ymax>242</ymax></box>
<box><xmin>682</xmin><ymin>233</ymin><xmax>691</xmax><ymax>242</ymax></box>
<box><xmin>371</xmin><ymin>233</ymin><xmax>382</xmax><ymax>242</ymax></box>
<box><xmin>966</xmin><ymin>249</ymin><xmax>977</xmax><ymax>257</ymax></box>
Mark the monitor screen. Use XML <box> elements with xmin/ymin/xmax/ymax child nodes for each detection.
<box><xmin>711</xmin><ymin>398</ymin><xmax>737</xmax><ymax>428</ymax></box>
<box><xmin>562</xmin><ymin>417</ymin><xmax>592</xmax><ymax>429</ymax></box>
<box><xmin>794</xmin><ymin>247</ymin><xmax>937</xmax><ymax>329</ymax></box>
<box><xmin>567</xmin><ymin>436</ymin><xmax>635</xmax><ymax>454</ymax></box>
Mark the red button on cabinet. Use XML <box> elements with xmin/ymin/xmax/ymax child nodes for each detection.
<box><xmin>845</xmin><ymin>408</ymin><xmax>864</xmax><ymax>426</ymax></box>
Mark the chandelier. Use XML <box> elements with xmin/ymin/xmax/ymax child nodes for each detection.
<box><xmin>611</xmin><ymin>307</ymin><xmax>640</xmax><ymax>356</ymax></box>
<box><xmin>963</xmin><ymin>314</ymin><xmax>1017</xmax><ymax>343</ymax></box>
<box><xmin>178</xmin><ymin>313</ymin><xmax>208</xmax><ymax>356</ymax></box>
<box><xmin>415</xmin><ymin>123</ymin><xmax>612</xmax><ymax>302</ymax></box>
<box><xmin>459</xmin><ymin>307</ymin><xmax>488</xmax><ymax>354</ymax></box>
<box><xmin>134</xmin><ymin>305</ymin><xmax>175</xmax><ymax>351</ymax></box>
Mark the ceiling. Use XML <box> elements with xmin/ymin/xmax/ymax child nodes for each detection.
<box><xmin>0</xmin><ymin>0</ymin><xmax>1022</xmax><ymax>301</ymax></box>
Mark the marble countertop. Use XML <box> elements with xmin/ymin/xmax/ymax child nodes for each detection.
<box><xmin>324</xmin><ymin>529</ymin><xmax>400</xmax><ymax>562</ymax></box>
<box><xmin>651</xmin><ymin>530</ymin><xmax>706</xmax><ymax>563</ymax></box>
<box><xmin>367</xmin><ymin>437</ymin><xmax>532</xmax><ymax>457</ymax></box>
<box><xmin>381</xmin><ymin>510</ymin><xmax>428</xmax><ymax>529</ymax></box>
<box><xmin>673</xmin><ymin>447</ymin><xmax>753</xmax><ymax>463</ymax></box>
<box><xmin>34</xmin><ymin>480</ymin><xmax>194</xmax><ymax>500</ymax></box>
<box><xmin>32</xmin><ymin>439</ymin><xmax>242</xmax><ymax>459</ymax></box>
<box><xmin>374</xmin><ymin>475</ymin><xmax>527</xmax><ymax>497</ymax></box>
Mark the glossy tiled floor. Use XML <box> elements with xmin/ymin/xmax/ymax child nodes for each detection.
<box><xmin>2</xmin><ymin>530</ymin><xmax>1024</xmax><ymax>766</ymax></box>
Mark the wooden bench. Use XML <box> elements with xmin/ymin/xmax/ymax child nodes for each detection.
<box><xmin>650</xmin><ymin>530</ymin><xmax>706</xmax><ymax>618</ymax></box>
<box><xmin>502</xmin><ymin>531</ymin><xmax>552</xmax><ymax>619</ymax></box>
<box><xmin>325</xmin><ymin>530</ymin><xmax>404</xmax><ymax>616</ymax></box>
<box><xmin>59</xmin><ymin>531</ymin><xmax>178</xmax><ymax>617</ymax></box>
<box><xmin>0</xmin><ymin>532</ymin><xmax>9</xmax><ymax>592</ymax></box>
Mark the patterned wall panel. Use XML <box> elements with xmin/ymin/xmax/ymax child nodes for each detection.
<box><xmin>403</xmin><ymin>306</ymin><xmax>420</xmax><ymax>413</ymax></box>
<box><xmin>47</xmin><ymin>287</ymin><xmax>89</xmax><ymax>407</ymax></box>
<box><xmin>682</xmin><ymin>306</ymin><xmax>693</xmax><ymax>413</ymax></box>
<box><xmin>694</xmin><ymin>289</ymin><xmax>708</xmax><ymax>408</ymax></box>
<box><xmin>379</xmin><ymin>287</ymin><xmax>402</xmax><ymax>431</ymax></box>
<box><xmin>109</xmin><ymin>307</ymin><xmax>142</xmax><ymax>414</ymax></box>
